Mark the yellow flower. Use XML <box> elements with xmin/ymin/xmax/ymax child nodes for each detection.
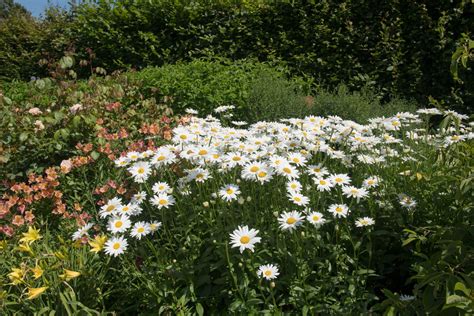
<box><xmin>31</xmin><ymin>265</ymin><xmax>44</xmax><ymax>279</ymax></box>
<box><xmin>89</xmin><ymin>235</ymin><xmax>107</xmax><ymax>253</ymax></box>
<box><xmin>17</xmin><ymin>241</ymin><xmax>33</xmax><ymax>254</ymax></box>
<box><xmin>19</xmin><ymin>227</ymin><xmax>42</xmax><ymax>244</ymax></box>
<box><xmin>60</xmin><ymin>269</ymin><xmax>81</xmax><ymax>281</ymax></box>
<box><xmin>8</xmin><ymin>267</ymin><xmax>25</xmax><ymax>285</ymax></box>
<box><xmin>27</xmin><ymin>286</ymin><xmax>48</xmax><ymax>300</ymax></box>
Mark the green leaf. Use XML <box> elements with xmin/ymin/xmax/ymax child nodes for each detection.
<box><xmin>196</xmin><ymin>303</ymin><xmax>204</xmax><ymax>316</ymax></box>
<box><xmin>454</xmin><ymin>282</ymin><xmax>471</xmax><ymax>296</ymax></box>
<box><xmin>19</xmin><ymin>132</ymin><xmax>29</xmax><ymax>142</ymax></box>
<box><xmin>90</xmin><ymin>151</ymin><xmax>100</xmax><ymax>160</ymax></box>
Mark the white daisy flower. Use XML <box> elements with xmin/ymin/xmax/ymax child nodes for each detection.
<box><xmin>104</xmin><ymin>236</ymin><xmax>128</xmax><ymax>257</ymax></box>
<box><xmin>314</xmin><ymin>177</ymin><xmax>333</xmax><ymax>192</ymax></box>
<box><xmin>72</xmin><ymin>223</ymin><xmax>93</xmax><ymax>241</ymax></box>
<box><xmin>185</xmin><ymin>108</ymin><xmax>199</xmax><ymax>115</ymax></box>
<box><xmin>131</xmin><ymin>191</ymin><xmax>147</xmax><ymax>204</ymax></box>
<box><xmin>355</xmin><ymin>217</ymin><xmax>375</xmax><ymax>227</ymax></box>
<box><xmin>342</xmin><ymin>186</ymin><xmax>369</xmax><ymax>200</ymax></box>
<box><xmin>278</xmin><ymin>210</ymin><xmax>305</xmax><ymax>231</ymax></box>
<box><xmin>399</xmin><ymin>194</ymin><xmax>417</xmax><ymax>209</ymax></box>
<box><xmin>277</xmin><ymin>163</ymin><xmax>299</xmax><ymax>179</ymax></box>
<box><xmin>288</xmin><ymin>192</ymin><xmax>310</xmax><ymax>206</ymax></box>
<box><xmin>128</xmin><ymin>161</ymin><xmax>152</xmax><ymax>183</ymax></box>
<box><xmin>257</xmin><ymin>264</ymin><xmax>280</xmax><ymax>280</ymax></box>
<box><xmin>328</xmin><ymin>203</ymin><xmax>350</xmax><ymax>218</ymax></box>
<box><xmin>130</xmin><ymin>222</ymin><xmax>151</xmax><ymax>240</ymax></box>
<box><xmin>151</xmin><ymin>193</ymin><xmax>176</xmax><ymax>209</ymax></box>
<box><xmin>99</xmin><ymin>197</ymin><xmax>122</xmax><ymax>218</ymax></box>
<box><xmin>286</xmin><ymin>180</ymin><xmax>302</xmax><ymax>193</ymax></box>
<box><xmin>229</xmin><ymin>225</ymin><xmax>261</xmax><ymax>253</ymax></box>
<box><xmin>306</xmin><ymin>211</ymin><xmax>326</xmax><ymax>227</ymax></box>
<box><xmin>107</xmin><ymin>215</ymin><xmax>131</xmax><ymax>234</ymax></box>
<box><xmin>187</xmin><ymin>168</ymin><xmax>212</xmax><ymax>183</ymax></box>
<box><xmin>152</xmin><ymin>182</ymin><xmax>172</xmax><ymax>194</ymax></box>
<box><xmin>219</xmin><ymin>184</ymin><xmax>241</xmax><ymax>202</ymax></box>
<box><xmin>288</xmin><ymin>153</ymin><xmax>307</xmax><ymax>166</ymax></box>
<box><xmin>329</xmin><ymin>173</ymin><xmax>351</xmax><ymax>186</ymax></box>
<box><xmin>242</xmin><ymin>162</ymin><xmax>265</xmax><ymax>180</ymax></box>
<box><xmin>363</xmin><ymin>176</ymin><xmax>380</xmax><ymax>188</ymax></box>
<box><xmin>126</xmin><ymin>151</ymin><xmax>141</xmax><ymax>161</ymax></box>
<box><xmin>255</xmin><ymin>167</ymin><xmax>273</xmax><ymax>183</ymax></box>
<box><xmin>149</xmin><ymin>221</ymin><xmax>162</xmax><ymax>233</ymax></box>
<box><xmin>307</xmin><ymin>164</ymin><xmax>329</xmax><ymax>177</ymax></box>
<box><xmin>114</xmin><ymin>156</ymin><xmax>129</xmax><ymax>167</ymax></box>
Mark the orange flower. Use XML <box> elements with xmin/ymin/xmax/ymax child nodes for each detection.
<box><xmin>12</xmin><ymin>215</ymin><xmax>24</xmax><ymax>226</ymax></box>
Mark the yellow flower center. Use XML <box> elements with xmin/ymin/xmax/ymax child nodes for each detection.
<box><xmin>257</xmin><ymin>171</ymin><xmax>267</xmax><ymax>178</ymax></box>
<box><xmin>106</xmin><ymin>205</ymin><xmax>115</xmax><ymax>212</ymax></box>
<box><xmin>198</xmin><ymin>149</ymin><xmax>208</xmax><ymax>155</ymax></box>
<box><xmin>312</xmin><ymin>215</ymin><xmax>320</xmax><ymax>221</ymax></box>
<box><xmin>180</xmin><ymin>134</ymin><xmax>187</xmax><ymax>140</ymax></box>
<box><xmin>319</xmin><ymin>180</ymin><xmax>326</xmax><ymax>185</ymax></box>
<box><xmin>157</xmin><ymin>155</ymin><xmax>166</xmax><ymax>161</ymax></box>
<box><xmin>286</xmin><ymin>217</ymin><xmax>297</xmax><ymax>225</ymax></box>
<box><xmin>335</xmin><ymin>178</ymin><xmax>342</xmax><ymax>183</ymax></box>
<box><xmin>122</xmin><ymin>206</ymin><xmax>129</xmax><ymax>212</ymax></box>
<box><xmin>240</xmin><ymin>236</ymin><xmax>250</xmax><ymax>244</ymax></box>
<box><xmin>264</xmin><ymin>270</ymin><xmax>272</xmax><ymax>277</ymax></box>
<box><xmin>226</xmin><ymin>189</ymin><xmax>234</xmax><ymax>195</ymax></box>
<box><xmin>335</xmin><ymin>207</ymin><xmax>343</xmax><ymax>213</ymax></box>
<box><xmin>368</xmin><ymin>180</ymin><xmax>374</xmax><ymax>185</ymax></box>
<box><xmin>283</xmin><ymin>167</ymin><xmax>291</xmax><ymax>174</ymax></box>
<box><xmin>351</xmin><ymin>189</ymin><xmax>358</xmax><ymax>194</ymax></box>
<box><xmin>293</xmin><ymin>158</ymin><xmax>300</xmax><ymax>163</ymax></box>
<box><xmin>294</xmin><ymin>197</ymin><xmax>301</xmax><ymax>202</ymax></box>
<box><xmin>291</xmin><ymin>184</ymin><xmax>297</xmax><ymax>189</ymax></box>
<box><xmin>115</xmin><ymin>221</ymin><xmax>123</xmax><ymax>228</ymax></box>
<box><xmin>137</xmin><ymin>167</ymin><xmax>145</xmax><ymax>174</ymax></box>
<box><xmin>113</xmin><ymin>243</ymin><xmax>120</xmax><ymax>250</ymax></box>
<box><xmin>137</xmin><ymin>227</ymin><xmax>145</xmax><ymax>233</ymax></box>
<box><xmin>159</xmin><ymin>199</ymin><xmax>167</xmax><ymax>205</ymax></box>
<box><xmin>250</xmin><ymin>166</ymin><xmax>259</xmax><ymax>173</ymax></box>
<box><xmin>232</xmin><ymin>156</ymin><xmax>241</xmax><ymax>161</ymax></box>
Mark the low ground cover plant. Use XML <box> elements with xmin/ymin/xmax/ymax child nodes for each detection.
<box><xmin>2</xmin><ymin>104</ymin><xmax>471</xmax><ymax>314</ymax></box>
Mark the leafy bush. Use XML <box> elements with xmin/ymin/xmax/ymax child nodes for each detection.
<box><xmin>129</xmin><ymin>59</ymin><xmax>312</xmax><ymax>122</ymax></box>
<box><xmin>72</xmin><ymin>0</ymin><xmax>474</xmax><ymax>112</ymax></box>
<box><xmin>0</xmin><ymin>68</ymin><xmax>176</xmax><ymax>184</ymax></box>
<box><xmin>308</xmin><ymin>85</ymin><xmax>417</xmax><ymax>123</ymax></box>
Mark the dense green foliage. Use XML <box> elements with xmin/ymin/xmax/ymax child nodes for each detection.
<box><xmin>1</xmin><ymin>0</ymin><xmax>473</xmax><ymax>113</ymax></box>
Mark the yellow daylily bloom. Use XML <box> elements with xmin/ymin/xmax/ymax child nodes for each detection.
<box><xmin>31</xmin><ymin>265</ymin><xmax>44</xmax><ymax>279</ymax></box>
<box><xmin>60</xmin><ymin>269</ymin><xmax>81</xmax><ymax>281</ymax></box>
<box><xmin>89</xmin><ymin>235</ymin><xmax>107</xmax><ymax>253</ymax></box>
<box><xmin>19</xmin><ymin>226</ymin><xmax>42</xmax><ymax>244</ymax></box>
<box><xmin>27</xmin><ymin>286</ymin><xmax>48</xmax><ymax>300</ymax></box>
<box><xmin>8</xmin><ymin>267</ymin><xmax>25</xmax><ymax>285</ymax></box>
<box><xmin>17</xmin><ymin>241</ymin><xmax>33</xmax><ymax>254</ymax></box>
